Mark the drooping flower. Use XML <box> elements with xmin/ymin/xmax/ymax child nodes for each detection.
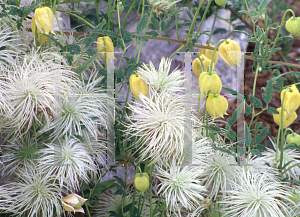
<box><xmin>199</xmin><ymin>71</ymin><xmax>222</xmax><ymax>98</ymax></box>
<box><xmin>124</xmin><ymin>88</ymin><xmax>189</xmax><ymax>165</ymax></box>
<box><xmin>218</xmin><ymin>168</ymin><xmax>293</xmax><ymax>217</ymax></box>
<box><xmin>192</xmin><ymin>54</ymin><xmax>214</xmax><ymax>77</ymax></box>
<box><xmin>31</xmin><ymin>16</ymin><xmax>48</xmax><ymax>45</ymax></box>
<box><xmin>155</xmin><ymin>160</ymin><xmax>206</xmax><ymax>214</ymax></box>
<box><xmin>136</xmin><ymin>57</ymin><xmax>184</xmax><ymax>92</ymax></box>
<box><xmin>215</xmin><ymin>0</ymin><xmax>227</xmax><ymax>7</ymax></box>
<box><xmin>62</xmin><ymin>193</ymin><xmax>87</xmax><ymax>214</ymax></box>
<box><xmin>147</xmin><ymin>0</ymin><xmax>182</xmax><ymax>16</ymax></box>
<box><xmin>7</xmin><ymin>166</ymin><xmax>64</xmax><ymax>217</ymax></box>
<box><xmin>205</xmin><ymin>94</ymin><xmax>228</xmax><ymax>121</ymax></box>
<box><xmin>285</xmin><ymin>16</ymin><xmax>300</xmax><ymax>36</ymax></box>
<box><xmin>129</xmin><ymin>74</ymin><xmax>149</xmax><ymax>99</ymax></box>
<box><xmin>198</xmin><ymin>44</ymin><xmax>219</xmax><ymax>65</ymax></box>
<box><xmin>219</xmin><ymin>39</ymin><xmax>241</xmax><ymax>68</ymax></box>
<box><xmin>273</xmin><ymin>107</ymin><xmax>297</xmax><ymax>128</ymax></box>
<box><xmin>97</xmin><ymin>36</ymin><xmax>115</xmax><ymax>62</ymax></box>
<box><xmin>286</xmin><ymin>133</ymin><xmax>300</xmax><ymax>146</ymax></box>
<box><xmin>280</xmin><ymin>84</ymin><xmax>300</xmax><ymax>115</ymax></box>
<box><xmin>34</xmin><ymin>7</ymin><xmax>55</xmax><ymax>35</ymax></box>
<box><xmin>37</xmin><ymin>137</ymin><xmax>97</xmax><ymax>190</ymax></box>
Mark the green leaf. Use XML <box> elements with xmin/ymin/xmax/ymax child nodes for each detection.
<box><xmin>267</xmin><ymin>107</ymin><xmax>279</xmax><ymax>114</ymax></box>
<box><xmin>227</xmin><ymin>129</ymin><xmax>237</xmax><ymax>141</ymax></box>
<box><xmin>146</xmin><ymin>31</ymin><xmax>158</xmax><ymax>37</ymax></box>
<box><xmin>284</xmin><ymin>143</ymin><xmax>300</xmax><ymax>151</ymax></box>
<box><xmin>251</xmin><ymin>149</ymin><xmax>263</xmax><ymax>157</ymax></box>
<box><xmin>67</xmin><ymin>44</ymin><xmax>80</xmax><ymax>55</ymax></box>
<box><xmin>84</xmin><ymin>21</ymin><xmax>106</xmax><ymax>48</ymax></box>
<box><xmin>136</xmin><ymin>35</ymin><xmax>148</xmax><ymax>42</ymax></box>
<box><xmin>136</xmin><ymin>14</ymin><xmax>148</xmax><ymax>35</ymax></box>
<box><xmin>255</xmin><ymin>127</ymin><xmax>269</xmax><ymax>144</ymax></box>
<box><xmin>255</xmin><ymin>144</ymin><xmax>267</xmax><ymax>151</ymax></box>
<box><xmin>97</xmin><ymin>30</ymin><xmax>118</xmax><ymax>38</ymax></box>
<box><xmin>120</xmin><ymin>27</ymin><xmax>132</xmax><ymax>43</ymax></box>
<box><xmin>258</xmin><ymin>0</ymin><xmax>268</xmax><ymax>14</ymax></box>
<box><xmin>222</xmin><ymin>87</ymin><xmax>237</xmax><ymax>95</ymax></box>
<box><xmin>92</xmin><ymin>179</ymin><xmax>115</xmax><ymax>196</ymax></box>
<box><xmin>114</xmin><ymin>176</ymin><xmax>127</xmax><ymax>189</ymax></box>
<box><xmin>246</xmin><ymin>37</ymin><xmax>257</xmax><ymax>42</ymax></box>
<box><xmin>255</xmin><ymin>122</ymin><xmax>262</xmax><ymax>132</ymax></box>
<box><xmin>161</xmin><ymin>20</ymin><xmax>167</xmax><ymax>32</ymax></box>
<box><xmin>213</xmin><ymin>28</ymin><xmax>227</xmax><ymax>34</ymax></box>
<box><xmin>151</xmin><ymin>16</ymin><xmax>159</xmax><ymax>30</ymax></box>
<box><xmin>249</xmin><ymin>94</ymin><xmax>262</xmax><ymax>108</ymax></box>
<box><xmin>234</xmin><ymin>25</ymin><xmax>248</xmax><ymax>30</ymax></box>
<box><xmin>245</xmin><ymin>105</ymin><xmax>252</xmax><ymax>117</ymax></box>
<box><xmin>262</xmin><ymin>80</ymin><xmax>273</xmax><ymax>104</ymax></box>
<box><xmin>86</xmin><ymin>48</ymin><xmax>97</xmax><ymax>56</ymax></box>
<box><xmin>213</xmin><ymin>147</ymin><xmax>233</xmax><ymax>156</ymax></box>
<box><xmin>245</xmin><ymin>123</ymin><xmax>252</xmax><ymax>146</ymax></box>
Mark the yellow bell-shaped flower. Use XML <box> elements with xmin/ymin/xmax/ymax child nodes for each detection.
<box><xmin>34</xmin><ymin>7</ymin><xmax>55</xmax><ymax>35</ymax></box>
<box><xmin>285</xmin><ymin>17</ymin><xmax>300</xmax><ymax>36</ymax></box>
<box><xmin>192</xmin><ymin>54</ymin><xmax>215</xmax><ymax>77</ymax></box>
<box><xmin>62</xmin><ymin>193</ymin><xmax>87</xmax><ymax>214</ymax></box>
<box><xmin>206</xmin><ymin>94</ymin><xmax>228</xmax><ymax>121</ymax></box>
<box><xmin>273</xmin><ymin>107</ymin><xmax>297</xmax><ymax>128</ymax></box>
<box><xmin>31</xmin><ymin>16</ymin><xmax>48</xmax><ymax>46</ymax></box>
<box><xmin>97</xmin><ymin>36</ymin><xmax>115</xmax><ymax>62</ymax></box>
<box><xmin>129</xmin><ymin>74</ymin><xmax>148</xmax><ymax>100</ymax></box>
<box><xmin>199</xmin><ymin>71</ymin><xmax>222</xmax><ymax>98</ymax></box>
<box><xmin>219</xmin><ymin>39</ymin><xmax>241</xmax><ymax>68</ymax></box>
<box><xmin>198</xmin><ymin>44</ymin><xmax>219</xmax><ymax>66</ymax></box>
<box><xmin>280</xmin><ymin>85</ymin><xmax>300</xmax><ymax>115</ymax></box>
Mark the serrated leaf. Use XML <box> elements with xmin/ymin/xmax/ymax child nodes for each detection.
<box><xmin>262</xmin><ymin>81</ymin><xmax>273</xmax><ymax>104</ymax></box>
<box><xmin>213</xmin><ymin>147</ymin><xmax>233</xmax><ymax>156</ymax></box>
<box><xmin>136</xmin><ymin>14</ymin><xmax>148</xmax><ymax>35</ymax></box>
<box><xmin>245</xmin><ymin>123</ymin><xmax>252</xmax><ymax>146</ymax></box>
<box><xmin>249</xmin><ymin>94</ymin><xmax>262</xmax><ymax>108</ymax></box>
<box><xmin>146</xmin><ymin>31</ymin><xmax>158</xmax><ymax>37</ymax></box>
<box><xmin>227</xmin><ymin>129</ymin><xmax>237</xmax><ymax>141</ymax></box>
<box><xmin>246</xmin><ymin>37</ymin><xmax>257</xmax><ymax>42</ymax></box>
<box><xmin>256</xmin><ymin>144</ymin><xmax>267</xmax><ymax>151</ymax></box>
<box><xmin>120</xmin><ymin>27</ymin><xmax>132</xmax><ymax>43</ymax></box>
<box><xmin>245</xmin><ymin>105</ymin><xmax>252</xmax><ymax>117</ymax></box>
<box><xmin>161</xmin><ymin>21</ymin><xmax>167</xmax><ymax>32</ymax></box>
<box><xmin>251</xmin><ymin>149</ymin><xmax>263</xmax><ymax>157</ymax></box>
<box><xmin>213</xmin><ymin>28</ymin><xmax>227</xmax><ymax>34</ymax></box>
<box><xmin>114</xmin><ymin>176</ymin><xmax>127</xmax><ymax>189</ymax></box>
<box><xmin>267</xmin><ymin>107</ymin><xmax>279</xmax><ymax>114</ymax></box>
<box><xmin>258</xmin><ymin>0</ymin><xmax>268</xmax><ymax>14</ymax></box>
<box><xmin>136</xmin><ymin>35</ymin><xmax>148</xmax><ymax>42</ymax></box>
<box><xmin>84</xmin><ymin>21</ymin><xmax>106</xmax><ymax>48</ymax></box>
<box><xmin>255</xmin><ymin>122</ymin><xmax>262</xmax><ymax>132</ymax></box>
<box><xmin>151</xmin><ymin>16</ymin><xmax>159</xmax><ymax>30</ymax></box>
<box><xmin>255</xmin><ymin>127</ymin><xmax>269</xmax><ymax>144</ymax></box>
<box><xmin>86</xmin><ymin>48</ymin><xmax>97</xmax><ymax>56</ymax></box>
<box><xmin>67</xmin><ymin>44</ymin><xmax>80</xmax><ymax>55</ymax></box>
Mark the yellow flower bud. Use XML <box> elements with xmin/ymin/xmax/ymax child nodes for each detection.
<box><xmin>219</xmin><ymin>39</ymin><xmax>241</xmax><ymax>69</ymax></box>
<box><xmin>273</xmin><ymin>107</ymin><xmax>297</xmax><ymax>128</ymax></box>
<box><xmin>206</xmin><ymin>94</ymin><xmax>228</xmax><ymax>121</ymax></box>
<box><xmin>286</xmin><ymin>133</ymin><xmax>300</xmax><ymax>146</ymax></box>
<box><xmin>285</xmin><ymin>17</ymin><xmax>300</xmax><ymax>36</ymax></box>
<box><xmin>199</xmin><ymin>71</ymin><xmax>222</xmax><ymax>98</ymax></box>
<box><xmin>34</xmin><ymin>7</ymin><xmax>55</xmax><ymax>35</ymax></box>
<box><xmin>215</xmin><ymin>0</ymin><xmax>227</xmax><ymax>7</ymax></box>
<box><xmin>134</xmin><ymin>172</ymin><xmax>149</xmax><ymax>194</ymax></box>
<box><xmin>198</xmin><ymin>44</ymin><xmax>219</xmax><ymax>65</ymax></box>
<box><xmin>31</xmin><ymin>16</ymin><xmax>48</xmax><ymax>45</ymax></box>
<box><xmin>280</xmin><ymin>85</ymin><xmax>300</xmax><ymax>115</ymax></box>
<box><xmin>192</xmin><ymin>54</ymin><xmax>215</xmax><ymax>77</ymax></box>
<box><xmin>129</xmin><ymin>74</ymin><xmax>148</xmax><ymax>100</ymax></box>
<box><xmin>97</xmin><ymin>36</ymin><xmax>115</xmax><ymax>62</ymax></box>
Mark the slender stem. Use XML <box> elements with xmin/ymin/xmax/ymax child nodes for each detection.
<box><xmin>32</xmin><ymin>120</ymin><xmax>38</xmax><ymax>152</ymax></box>
<box><xmin>56</xmin><ymin>9</ymin><xmax>96</xmax><ymax>28</ymax></box>
<box><xmin>107</xmin><ymin>0</ymin><xmax>112</xmax><ymax>29</ymax></box>
<box><xmin>279</xmin><ymin>128</ymin><xmax>287</xmax><ymax>172</ymax></box>
<box><xmin>169</xmin><ymin>44</ymin><xmax>185</xmax><ymax>59</ymax></box>
<box><xmin>81</xmin><ymin>188</ymin><xmax>91</xmax><ymax>217</ymax></box>
<box><xmin>94</xmin><ymin>0</ymin><xmax>101</xmax><ymax>24</ymax></box>
<box><xmin>175</xmin><ymin>4</ymin><xmax>179</xmax><ymax>40</ymax></box>
<box><xmin>209</xmin><ymin>39</ymin><xmax>227</xmax><ymax>74</ymax></box>
<box><xmin>137</xmin><ymin>7</ymin><xmax>154</xmax><ymax>63</ymax></box>
<box><xmin>208</xmin><ymin>11</ymin><xmax>217</xmax><ymax>44</ymax></box>
<box><xmin>121</xmin><ymin>0</ymin><xmax>138</xmax><ymax>27</ymax></box>
<box><xmin>248</xmin><ymin>63</ymin><xmax>260</xmax><ymax>129</ymax></box>
<box><xmin>263</xmin><ymin>9</ymin><xmax>295</xmax><ymax>67</ymax></box>
<box><xmin>149</xmin><ymin>164</ymin><xmax>154</xmax><ymax>217</ymax></box>
<box><xmin>187</xmin><ymin>0</ymin><xmax>205</xmax><ymax>43</ymax></box>
<box><xmin>52</xmin><ymin>0</ymin><xmax>66</xmax><ymax>45</ymax></box>
<box><xmin>282</xmin><ymin>162</ymin><xmax>300</xmax><ymax>174</ymax></box>
<box><xmin>196</xmin><ymin>0</ymin><xmax>212</xmax><ymax>34</ymax></box>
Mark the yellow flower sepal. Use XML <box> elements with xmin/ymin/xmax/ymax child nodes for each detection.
<box><xmin>199</xmin><ymin>71</ymin><xmax>222</xmax><ymax>99</ymax></box>
<box><xmin>206</xmin><ymin>94</ymin><xmax>228</xmax><ymax>121</ymax></box>
<box><xmin>97</xmin><ymin>36</ymin><xmax>116</xmax><ymax>62</ymax></box>
<box><xmin>198</xmin><ymin>44</ymin><xmax>219</xmax><ymax>65</ymax></box>
<box><xmin>31</xmin><ymin>16</ymin><xmax>48</xmax><ymax>46</ymax></box>
<box><xmin>219</xmin><ymin>39</ymin><xmax>241</xmax><ymax>69</ymax></box>
<box><xmin>273</xmin><ymin>108</ymin><xmax>297</xmax><ymax>128</ymax></box>
<box><xmin>129</xmin><ymin>74</ymin><xmax>148</xmax><ymax>100</ymax></box>
<box><xmin>280</xmin><ymin>85</ymin><xmax>300</xmax><ymax>115</ymax></box>
<box><xmin>192</xmin><ymin>54</ymin><xmax>215</xmax><ymax>77</ymax></box>
<box><xmin>34</xmin><ymin>7</ymin><xmax>55</xmax><ymax>35</ymax></box>
<box><xmin>286</xmin><ymin>133</ymin><xmax>300</xmax><ymax>146</ymax></box>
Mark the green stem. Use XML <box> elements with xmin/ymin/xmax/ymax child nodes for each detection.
<box><xmin>208</xmin><ymin>10</ymin><xmax>217</xmax><ymax>44</ymax></box>
<box><xmin>52</xmin><ymin>0</ymin><xmax>66</xmax><ymax>45</ymax></box>
<box><xmin>94</xmin><ymin>0</ymin><xmax>101</xmax><ymax>24</ymax></box>
<box><xmin>175</xmin><ymin>4</ymin><xmax>179</xmax><ymax>40</ymax></box>
<box><xmin>81</xmin><ymin>188</ymin><xmax>91</xmax><ymax>217</ymax></box>
<box><xmin>107</xmin><ymin>0</ymin><xmax>112</xmax><ymax>29</ymax></box>
<box><xmin>196</xmin><ymin>0</ymin><xmax>212</xmax><ymax>34</ymax></box>
<box><xmin>137</xmin><ymin>7</ymin><xmax>154</xmax><ymax>63</ymax></box>
<box><xmin>121</xmin><ymin>0</ymin><xmax>138</xmax><ymax>27</ymax></box>
<box><xmin>282</xmin><ymin>162</ymin><xmax>300</xmax><ymax>174</ymax></box>
<box><xmin>169</xmin><ymin>44</ymin><xmax>185</xmax><ymax>59</ymax></box>
<box><xmin>56</xmin><ymin>9</ymin><xmax>96</xmax><ymax>28</ymax></box>
<box><xmin>149</xmin><ymin>164</ymin><xmax>154</xmax><ymax>217</ymax></box>
<box><xmin>263</xmin><ymin>9</ymin><xmax>295</xmax><ymax>67</ymax></box>
<box><xmin>32</xmin><ymin>120</ymin><xmax>38</xmax><ymax>152</ymax></box>
<box><xmin>209</xmin><ymin>39</ymin><xmax>227</xmax><ymax>74</ymax></box>
<box><xmin>187</xmin><ymin>0</ymin><xmax>205</xmax><ymax>43</ymax></box>
<box><xmin>279</xmin><ymin>128</ymin><xmax>287</xmax><ymax>172</ymax></box>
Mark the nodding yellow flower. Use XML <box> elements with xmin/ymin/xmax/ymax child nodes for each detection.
<box><xmin>199</xmin><ymin>71</ymin><xmax>222</xmax><ymax>98</ymax></box>
<box><xmin>219</xmin><ymin>39</ymin><xmax>241</xmax><ymax>69</ymax></box>
<box><xmin>134</xmin><ymin>172</ymin><xmax>149</xmax><ymax>194</ymax></box>
<box><xmin>280</xmin><ymin>85</ymin><xmax>300</xmax><ymax>115</ymax></box>
<box><xmin>129</xmin><ymin>74</ymin><xmax>148</xmax><ymax>100</ymax></box>
<box><xmin>206</xmin><ymin>94</ymin><xmax>228</xmax><ymax>121</ymax></box>
<box><xmin>192</xmin><ymin>54</ymin><xmax>214</xmax><ymax>77</ymax></box>
<box><xmin>273</xmin><ymin>107</ymin><xmax>297</xmax><ymax>128</ymax></box>
<box><xmin>215</xmin><ymin>0</ymin><xmax>227</xmax><ymax>7</ymax></box>
<box><xmin>286</xmin><ymin>133</ymin><xmax>300</xmax><ymax>146</ymax></box>
<box><xmin>62</xmin><ymin>193</ymin><xmax>87</xmax><ymax>214</ymax></box>
<box><xmin>34</xmin><ymin>7</ymin><xmax>55</xmax><ymax>35</ymax></box>
<box><xmin>31</xmin><ymin>16</ymin><xmax>48</xmax><ymax>45</ymax></box>
<box><xmin>285</xmin><ymin>17</ymin><xmax>300</xmax><ymax>36</ymax></box>
<box><xmin>97</xmin><ymin>36</ymin><xmax>115</xmax><ymax>62</ymax></box>
<box><xmin>198</xmin><ymin>44</ymin><xmax>219</xmax><ymax>65</ymax></box>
